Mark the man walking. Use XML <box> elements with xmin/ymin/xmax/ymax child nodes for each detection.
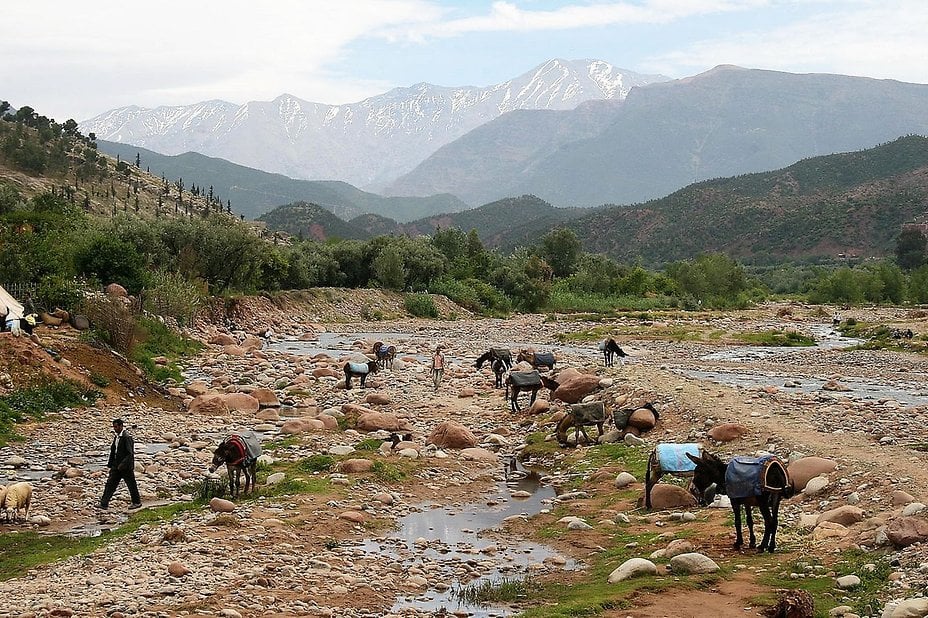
<box><xmin>430</xmin><ymin>345</ymin><xmax>445</xmax><ymax>391</ymax></box>
<box><xmin>99</xmin><ymin>418</ymin><xmax>142</xmax><ymax>510</ymax></box>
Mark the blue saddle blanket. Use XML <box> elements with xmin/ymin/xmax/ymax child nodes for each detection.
<box><xmin>533</xmin><ymin>352</ymin><xmax>555</xmax><ymax>367</ymax></box>
<box><xmin>655</xmin><ymin>443</ymin><xmax>701</xmax><ymax>473</ymax></box>
<box><xmin>725</xmin><ymin>455</ymin><xmax>782</xmax><ymax>499</ymax></box>
<box><xmin>347</xmin><ymin>362</ymin><xmax>370</xmax><ymax>374</ymax></box>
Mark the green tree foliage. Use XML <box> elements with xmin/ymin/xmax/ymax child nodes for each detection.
<box><xmin>75</xmin><ymin>234</ymin><xmax>148</xmax><ymax>293</ymax></box>
<box><xmin>665</xmin><ymin>253</ymin><xmax>758</xmax><ymax>308</ymax></box>
<box><xmin>895</xmin><ymin>227</ymin><xmax>927</xmax><ymax>271</ymax></box>
<box><xmin>540</xmin><ymin>227</ymin><xmax>581</xmax><ymax>278</ymax></box>
<box><xmin>373</xmin><ymin>245</ymin><xmax>406</xmax><ymax>291</ymax></box>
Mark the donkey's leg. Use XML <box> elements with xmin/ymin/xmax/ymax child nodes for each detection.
<box><xmin>645</xmin><ymin>453</ymin><xmax>657</xmax><ymax>509</ymax></box>
<box><xmin>345</xmin><ymin>374</ymin><xmax>352</xmax><ymax>390</ymax></box>
<box><xmin>732</xmin><ymin>503</ymin><xmax>744</xmax><ymax>549</ymax></box>
<box><xmin>745</xmin><ymin>505</ymin><xmax>757</xmax><ymax>548</ymax></box>
<box><xmin>226</xmin><ymin>463</ymin><xmax>235</xmax><ymax>496</ymax></box>
<box><xmin>756</xmin><ymin>501</ymin><xmax>771</xmax><ymax>552</ymax></box>
<box><xmin>579</xmin><ymin>425</ymin><xmax>592</xmax><ymax>445</ymax></box>
<box><xmin>760</xmin><ymin>496</ymin><xmax>780</xmax><ymax>553</ymax></box>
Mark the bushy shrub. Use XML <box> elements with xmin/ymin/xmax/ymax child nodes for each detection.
<box><xmin>36</xmin><ymin>275</ymin><xmax>87</xmax><ymax>313</ymax></box>
<box><xmin>143</xmin><ymin>269</ymin><xmax>204</xmax><ymax>325</ymax></box>
<box><xmin>404</xmin><ymin>293</ymin><xmax>439</xmax><ymax>318</ymax></box>
<box><xmin>79</xmin><ymin>294</ymin><xmax>140</xmax><ymax>355</ymax></box>
<box><xmin>430</xmin><ymin>277</ymin><xmax>511</xmax><ymax>316</ymax></box>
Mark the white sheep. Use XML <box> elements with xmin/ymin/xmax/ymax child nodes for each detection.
<box><xmin>3</xmin><ymin>482</ymin><xmax>32</xmax><ymax>522</ymax></box>
<box><xmin>0</xmin><ymin>485</ymin><xmax>6</xmax><ymax>520</ymax></box>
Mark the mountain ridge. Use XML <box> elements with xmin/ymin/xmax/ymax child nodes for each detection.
<box><xmin>82</xmin><ymin>59</ymin><xmax>669</xmax><ymax>191</ymax></box>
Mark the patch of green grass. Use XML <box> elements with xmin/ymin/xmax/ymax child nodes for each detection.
<box><xmin>131</xmin><ymin>316</ymin><xmax>203</xmax><ymax>383</ymax></box>
<box><xmin>0</xmin><ymin>380</ymin><xmax>102</xmax><ymax>446</ymax></box>
<box><xmin>581</xmin><ymin>443</ymin><xmax>651</xmax><ymax>480</ymax></box>
<box><xmin>371</xmin><ymin>460</ymin><xmax>406</xmax><ymax>482</ymax></box>
<box><xmin>736</xmin><ymin>330</ymin><xmax>815</xmax><ymax>346</ymax></box>
<box><xmin>516</xmin><ymin>537</ymin><xmax>721</xmax><ymax>618</ymax></box>
<box><xmin>454</xmin><ymin>577</ymin><xmax>531</xmax><ymax>606</ymax></box>
<box><xmin>355</xmin><ymin>438</ymin><xmax>383</xmax><ymax>451</ymax></box>
<box><xmin>757</xmin><ymin>549</ymin><xmax>891</xmax><ymax>618</ymax></box>
<box><xmin>89</xmin><ymin>372</ymin><xmax>111</xmax><ymax>387</ymax></box>
<box><xmin>295</xmin><ymin>454</ymin><xmax>335</xmax><ymax>473</ymax></box>
<box><xmin>263</xmin><ymin>435</ymin><xmax>301</xmax><ymax>449</ymax></box>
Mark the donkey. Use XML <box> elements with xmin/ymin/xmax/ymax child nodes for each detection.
<box><xmin>555</xmin><ymin>401</ymin><xmax>607</xmax><ymax>446</ymax></box>
<box><xmin>504</xmin><ymin>370</ymin><xmax>542</xmax><ymax>413</ymax></box>
<box><xmin>343</xmin><ymin>360</ymin><xmax>379</xmax><ymax>389</ymax></box>
<box><xmin>372</xmin><ymin>341</ymin><xmax>397</xmax><ymax>369</ymax></box>
<box><xmin>644</xmin><ymin>442</ymin><xmax>702</xmax><ymax>510</ymax></box>
<box><xmin>599</xmin><ymin>338</ymin><xmax>627</xmax><ymax>367</ymax></box>
<box><xmin>477</xmin><ymin>351</ymin><xmax>509</xmax><ymax>389</ymax></box>
<box><xmin>516</xmin><ymin>350</ymin><xmax>556</xmax><ymax>371</ymax></box>
<box><xmin>476</xmin><ymin>348</ymin><xmax>512</xmax><ymax>369</ymax></box>
<box><xmin>686</xmin><ymin>450</ymin><xmax>794</xmax><ymax>553</ymax></box>
<box><xmin>209</xmin><ymin>434</ymin><xmax>262</xmax><ymax>497</ymax></box>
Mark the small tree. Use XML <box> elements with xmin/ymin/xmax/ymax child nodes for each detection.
<box><xmin>895</xmin><ymin>227</ymin><xmax>927</xmax><ymax>271</ymax></box>
<box><xmin>373</xmin><ymin>246</ymin><xmax>406</xmax><ymax>291</ymax></box>
<box><xmin>541</xmin><ymin>227</ymin><xmax>581</xmax><ymax>278</ymax></box>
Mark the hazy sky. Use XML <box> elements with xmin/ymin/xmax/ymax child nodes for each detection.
<box><xmin>3</xmin><ymin>0</ymin><xmax>926</xmax><ymax>122</ymax></box>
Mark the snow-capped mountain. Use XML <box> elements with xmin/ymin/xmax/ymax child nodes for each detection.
<box><xmin>81</xmin><ymin>59</ymin><xmax>669</xmax><ymax>188</ymax></box>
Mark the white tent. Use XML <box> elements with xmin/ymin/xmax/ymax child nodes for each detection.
<box><xmin>0</xmin><ymin>285</ymin><xmax>24</xmax><ymax>321</ymax></box>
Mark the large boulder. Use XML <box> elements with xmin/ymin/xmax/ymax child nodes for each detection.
<box><xmin>817</xmin><ymin>505</ymin><xmax>865</xmax><ymax>527</ymax></box>
<box><xmin>209</xmin><ymin>333</ymin><xmax>237</xmax><ymax>346</ymax></box>
<box><xmin>251</xmin><ymin>388</ymin><xmax>280</xmax><ymax>408</ymax></box>
<box><xmin>648</xmin><ymin>484</ymin><xmax>697</xmax><ymax>510</ymax></box>
<box><xmin>788</xmin><ymin>457</ymin><xmax>838</xmax><ymax>491</ymax></box>
<box><xmin>280</xmin><ymin>418</ymin><xmax>325</xmax><ymax>434</ymax></box>
<box><xmin>627</xmin><ymin>408</ymin><xmax>657</xmax><ymax>432</ymax></box>
<box><xmin>883</xmin><ymin>598</ymin><xmax>928</xmax><ymax>618</ymax></box>
<box><xmin>340</xmin><ymin>459</ymin><xmax>374</xmax><ymax>474</ymax></box>
<box><xmin>708</xmin><ymin>423</ymin><xmax>749</xmax><ymax>442</ymax></box>
<box><xmin>886</xmin><ymin>516</ymin><xmax>928</xmax><ymax>548</ymax></box>
<box><xmin>188</xmin><ymin>393</ymin><xmax>230</xmax><ymax>416</ymax></box>
<box><xmin>553</xmin><ymin>374</ymin><xmax>601</xmax><ymax>404</ymax></box>
<box><xmin>105</xmin><ymin>283</ymin><xmax>128</xmax><ymax>297</ymax></box>
<box><xmin>428</xmin><ymin>421</ymin><xmax>478</xmax><ymax>449</ymax></box>
<box><xmin>607</xmin><ymin>558</ymin><xmax>657</xmax><ymax>583</ymax></box>
<box><xmin>669</xmin><ymin>553</ymin><xmax>720</xmax><ymax>574</ymax></box>
<box><xmin>364</xmin><ymin>393</ymin><xmax>392</xmax><ymax>406</ymax></box>
<box><xmin>356</xmin><ymin>412</ymin><xmax>412</xmax><ymax>432</ymax></box>
<box><xmin>222</xmin><ymin>393</ymin><xmax>260</xmax><ymax>414</ymax></box>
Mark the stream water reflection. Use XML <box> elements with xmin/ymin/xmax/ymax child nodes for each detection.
<box><xmin>357</xmin><ymin>464</ymin><xmax>576</xmax><ymax>616</ymax></box>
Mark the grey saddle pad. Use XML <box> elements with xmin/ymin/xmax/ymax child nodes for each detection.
<box><xmin>569</xmin><ymin>401</ymin><xmax>606</xmax><ymax>423</ymax></box>
<box><xmin>509</xmin><ymin>371</ymin><xmax>541</xmax><ymax>387</ymax></box>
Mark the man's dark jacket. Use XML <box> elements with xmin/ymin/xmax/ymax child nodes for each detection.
<box><xmin>108</xmin><ymin>432</ymin><xmax>135</xmax><ymax>472</ymax></box>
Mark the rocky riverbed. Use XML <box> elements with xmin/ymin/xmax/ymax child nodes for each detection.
<box><xmin>1</xmin><ymin>301</ymin><xmax>927</xmax><ymax>618</ymax></box>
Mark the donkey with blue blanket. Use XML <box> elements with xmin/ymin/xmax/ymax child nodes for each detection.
<box><xmin>687</xmin><ymin>451</ymin><xmax>794</xmax><ymax>553</ymax></box>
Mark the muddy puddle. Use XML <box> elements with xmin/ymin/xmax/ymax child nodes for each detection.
<box><xmin>356</xmin><ymin>462</ymin><xmax>576</xmax><ymax>616</ymax></box>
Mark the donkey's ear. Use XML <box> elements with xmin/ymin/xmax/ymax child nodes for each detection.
<box><xmin>686</xmin><ymin>452</ymin><xmax>703</xmax><ymax>465</ymax></box>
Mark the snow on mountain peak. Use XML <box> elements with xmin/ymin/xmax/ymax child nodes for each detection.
<box><xmin>81</xmin><ymin>59</ymin><xmax>670</xmax><ymax>187</ymax></box>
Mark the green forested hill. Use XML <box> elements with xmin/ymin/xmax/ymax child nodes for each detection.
<box><xmin>96</xmin><ymin>141</ymin><xmax>470</xmax><ymax>222</ymax></box>
<box><xmin>256</xmin><ymin>202</ymin><xmax>368</xmax><ymax>241</ymax></box>
<box><xmin>564</xmin><ymin>135</ymin><xmax>928</xmax><ymax>265</ymax></box>
<box><xmin>402</xmin><ymin>195</ymin><xmax>585</xmax><ymax>248</ymax></box>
